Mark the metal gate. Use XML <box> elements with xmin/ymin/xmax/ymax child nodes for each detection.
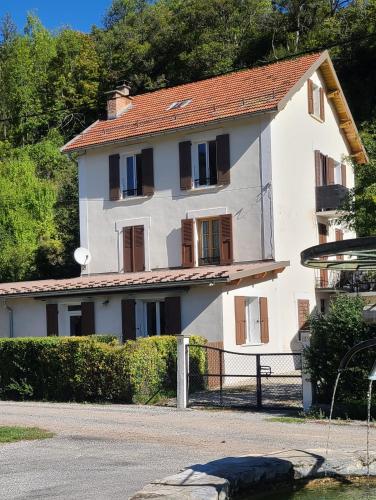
<box><xmin>187</xmin><ymin>344</ymin><xmax>303</xmax><ymax>409</ymax></box>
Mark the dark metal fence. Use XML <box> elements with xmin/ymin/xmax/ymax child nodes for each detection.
<box><xmin>187</xmin><ymin>344</ymin><xmax>302</xmax><ymax>410</ymax></box>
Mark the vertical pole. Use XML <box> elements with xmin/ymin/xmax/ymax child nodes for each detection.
<box><xmin>219</xmin><ymin>349</ymin><xmax>223</xmax><ymax>406</ymax></box>
<box><xmin>256</xmin><ymin>354</ymin><xmax>262</xmax><ymax>408</ymax></box>
<box><xmin>176</xmin><ymin>334</ymin><xmax>189</xmax><ymax>409</ymax></box>
<box><xmin>301</xmin><ymin>334</ymin><xmax>313</xmax><ymax>412</ymax></box>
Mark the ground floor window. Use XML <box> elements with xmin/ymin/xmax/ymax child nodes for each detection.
<box><xmin>246</xmin><ymin>298</ymin><xmax>261</xmax><ymax>344</ymax></box>
<box><xmin>143</xmin><ymin>300</ymin><xmax>165</xmax><ymax>336</ymax></box>
<box><xmin>68</xmin><ymin>305</ymin><xmax>82</xmax><ymax>336</ymax></box>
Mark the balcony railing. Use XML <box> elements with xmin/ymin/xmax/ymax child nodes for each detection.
<box><xmin>316</xmin><ymin>184</ymin><xmax>349</xmax><ymax>212</ymax></box>
<box><xmin>315</xmin><ymin>270</ymin><xmax>376</xmax><ymax>292</ymax></box>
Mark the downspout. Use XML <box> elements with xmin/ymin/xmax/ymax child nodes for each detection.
<box><xmin>3</xmin><ymin>301</ymin><xmax>14</xmax><ymax>338</ymax></box>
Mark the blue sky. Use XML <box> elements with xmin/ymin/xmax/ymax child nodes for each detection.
<box><xmin>0</xmin><ymin>0</ymin><xmax>111</xmax><ymax>32</ymax></box>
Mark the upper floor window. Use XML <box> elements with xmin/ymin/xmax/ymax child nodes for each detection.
<box><xmin>193</xmin><ymin>142</ymin><xmax>218</xmax><ymax>187</ymax></box>
<box><xmin>308</xmin><ymin>79</ymin><xmax>325</xmax><ymax>122</ymax></box>
<box><xmin>314</xmin><ymin>151</ymin><xmax>347</xmax><ymax>187</ymax></box>
<box><xmin>123</xmin><ymin>225</ymin><xmax>145</xmax><ymax>272</ymax></box>
<box><xmin>120</xmin><ymin>154</ymin><xmax>142</xmax><ymax>197</ymax></box>
<box><xmin>198</xmin><ymin>217</ymin><xmax>220</xmax><ymax>265</ymax></box>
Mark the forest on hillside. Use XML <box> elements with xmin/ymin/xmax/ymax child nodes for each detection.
<box><xmin>0</xmin><ymin>0</ymin><xmax>375</xmax><ymax>283</ymax></box>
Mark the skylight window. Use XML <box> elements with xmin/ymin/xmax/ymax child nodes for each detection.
<box><xmin>167</xmin><ymin>99</ymin><xmax>192</xmax><ymax>110</ymax></box>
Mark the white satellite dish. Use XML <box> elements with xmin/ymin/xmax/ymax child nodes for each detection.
<box><xmin>74</xmin><ymin>247</ymin><xmax>92</xmax><ymax>267</ymax></box>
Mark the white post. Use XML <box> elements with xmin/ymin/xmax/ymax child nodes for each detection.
<box><xmin>301</xmin><ymin>332</ymin><xmax>313</xmax><ymax>412</ymax></box>
<box><xmin>176</xmin><ymin>334</ymin><xmax>189</xmax><ymax>409</ymax></box>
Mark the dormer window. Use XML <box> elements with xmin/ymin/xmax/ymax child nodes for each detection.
<box><xmin>167</xmin><ymin>99</ymin><xmax>192</xmax><ymax>110</ymax></box>
<box><xmin>308</xmin><ymin>79</ymin><xmax>325</xmax><ymax>122</ymax></box>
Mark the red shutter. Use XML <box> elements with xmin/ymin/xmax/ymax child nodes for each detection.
<box><xmin>122</xmin><ymin>299</ymin><xmax>136</xmax><ymax>342</ymax></box>
<box><xmin>165</xmin><ymin>296</ymin><xmax>181</xmax><ymax>334</ymax></box>
<box><xmin>327</xmin><ymin>157</ymin><xmax>335</xmax><ymax>185</ymax></box>
<box><xmin>46</xmin><ymin>304</ymin><xmax>58</xmax><ymax>336</ymax></box>
<box><xmin>109</xmin><ymin>154</ymin><xmax>120</xmax><ymax>201</ymax></box>
<box><xmin>123</xmin><ymin>227</ymin><xmax>133</xmax><ymax>272</ymax></box>
<box><xmin>133</xmin><ymin>225</ymin><xmax>145</xmax><ymax>272</ymax></box>
<box><xmin>216</xmin><ymin>134</ymin><xmax>230</xmax><ymax>185</ymax></box>
<box><xmin>81</xmin><ymin>302</ymin><xmax>95</xmax><ymax>335</ymax></box>
<box><xmin>259</xmin><ymin>297</ymin><xmax>269</xmax><ymax>344</ymax></box>
<box><xmin>219</xmin><ymin>214</ymin><xmax>233</xmax><ymax>265</ymax></box>
<box><xmin>141</xmin><ymin>148</ymin><xmax>154</xmax><ymax>196</ymax></box>
<box><xmin>341</xmin><ymin>164</ymin><xmax>347</xmax><ymax>187</ymax></box>
<box><xmin>297</xmin><ymin>299</ymin><xmax>310</xmax><ymax>331</ymax></box>
<box><xmin>319</xmin><ymin>87</ymin><xmax>325</xmax><ymax>121</ymax></box>
<box><xmin>307</xmin><ymin>79</ymin><xmax>314</xmax><ymax>115</ymax></box>
<box><xmin>235</xmin><ymin>297</ymin><xmax>246</xmax><ymax>345</ymax></box>
<box><xmin>314</xmin><ymin>150</ymin><xmax>321</xmax><ymax>186</ymax></box>
<box><xmin>179</xmin><ymin>141</ymin><xmax>192</xmax><ymax>190</ymax></box>
<box><xmin>181</xmin><ymin>218</ymin><xmax>194</xmax><ymax>268</ymax></box>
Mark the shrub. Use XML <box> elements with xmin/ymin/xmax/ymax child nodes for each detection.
<box><xmin>0</xmin><ymin>335</ymin><xmax>207</xmax><ymax>404</ymax></box>
<box><xmin>305</xmin><ymin>294</ymin><xmax>376</xmax><ymax>408</ymax></box>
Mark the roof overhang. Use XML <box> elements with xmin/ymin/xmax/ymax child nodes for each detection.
<box><xmin>278</xmin><ymin>50</ymin><xmax>368</xmax><ymax>164</ymax></box>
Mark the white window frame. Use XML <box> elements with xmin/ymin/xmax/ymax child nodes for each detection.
<box><xmin>245</xmin><ymin>298</ymin><xmax>261</xmax><ymax>345</ymax></box>
<box><xmin>312</xmin><ymin>82</ymin><xmax>322</xmax><ymax>120</ymax></box>
<box><xmin>120</xmin><ymin>154</ymin><xmax>138</xmax><ymax>198</ymax></box>
<box><xmin>66</xmin><ymin>304</ymin><xmax>82</xmax><ymax>336</ymax></box>
<box><xmin>192</xmin><ymin>141</ymin><xmax>217</xmax><ymax>189</ymax></box>
<box><xmin>142</xmin><ymin>299</ymin><xmax>165</xmax><ymax>336</ymax></box>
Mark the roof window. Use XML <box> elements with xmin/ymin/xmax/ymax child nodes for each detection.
<box><xmin>167</xmin><ymin>99</ymin><xmax>192</xmax><ymax>110</ymax></box>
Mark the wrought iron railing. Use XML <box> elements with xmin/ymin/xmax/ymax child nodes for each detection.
<box><xmin>315</xmin><ymin>270</ymin><xmax>376</xmax><ymax>292</ymax></box>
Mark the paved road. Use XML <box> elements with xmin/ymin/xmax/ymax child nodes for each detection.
<box><xmin>0</xmin><ymin>401</ymin><xmax>372</xmax><ymax>499</ymax></box>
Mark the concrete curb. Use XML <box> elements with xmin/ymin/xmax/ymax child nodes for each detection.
<box><xmin>129</xmin><ymin>449</ymin><xmax>376</xmax><ymax>499</ymax></box>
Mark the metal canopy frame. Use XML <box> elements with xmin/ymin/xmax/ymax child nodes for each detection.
<box><xmin>301</xmin><ymin>237</ymin><xmax>376</xmax><ymax>271</ymax></box>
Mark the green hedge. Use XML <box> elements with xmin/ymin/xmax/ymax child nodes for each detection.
<box><xmin>0</xmin><ymin>335</ymin><xmax>206</xmax><ymax>403</ymax></box>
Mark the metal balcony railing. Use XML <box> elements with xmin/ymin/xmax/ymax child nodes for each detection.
<box><xmin>316</xmin><ymin>184</ymin><xmax>349</xmax><ymax>212</ymax></box>
<box><xmin>315</xmin><ymin>270</ymin><xmax>376</xmax><ymax>292</ymax></box>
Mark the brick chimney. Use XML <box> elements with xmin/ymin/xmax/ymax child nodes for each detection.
<box><xmin>105</xmin><ymin>83</ymin><xmax>132</xmax><ymax>119</ymax></box>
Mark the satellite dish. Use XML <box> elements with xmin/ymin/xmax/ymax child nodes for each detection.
<box><xmin>74</xmin><ymin>247</ymin><xmax>92</xmax><ymax>266</ymax></box>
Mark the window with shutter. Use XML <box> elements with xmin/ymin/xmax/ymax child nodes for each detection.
<box><xmin>141</xmin><ymin>148</ymin><xmax>154</xmax><ymax>196</ymax></box>
<box><xmin>216</xmin><ymin>134</ymin><xmax>230</xmax><ymax>185</ymax></box>
<box><xmin>197</xmin><ymin>217</ymin><xmax>220</xmax><ymax>265</ymax></box>
<box><xmin>123</xmin><ymin>225</ymin><xmax>145</xmax><ymax>272</ymax></box>
<box><xmin>341</xmin><ymin>164</ymin><xmax>347</xmax><ymax>187</ymax></box>
<box><xmin>336</xmin><ymin>229</ymin><xmax>344</xmax><ymax>261</ymax></box>
<box><xmin>165</xmin><ymin>296</ymin><xmax>181</xmax><ymax>334</ymax></box>
<box><xmin>307</xmin><ymin>79</ymin><xmax>314</xmax><ymax>115</ymax></box>
<box><xmin>181</xmin><ymin>218</ymin><xmax>194</xmax><ymax>267</ymax></box>
<box><xmin>179</xmin><ymin>141</ymin><xmax>192</xmax><ymax>190</ymax></box>
<box><xmin>308</xmin><ymin>80</ymin><xmax>325</xmax><ymax>122</ymax></box>
<box><xmin>122</xmin><ymin>299</ymin><xmax>136</xmax><ymax>342</ymax></box>
<box><xmin>109</xmin><ymin>154</ymin><xmax>120</xmax><ymax>201</ymax></box>
<box><xmin>234</xmin><ymin>296</ymin><xmax>246</xmax><ymax>345</ymax></box>
<box><xmin>327</xmin><ymin>157</ymin><xmax>335</xmax><ymax>185</ymax></box>
<box><xmin>318</xmin><ymin>224</ymin><xmax>328</xmax><ymax>287</ymax></box>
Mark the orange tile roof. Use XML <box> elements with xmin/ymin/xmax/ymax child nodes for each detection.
<box><xmin>0</xmin><ymin>261</ymin><xmax>288</xmax><ymax>298</ymax></box>
<box><xmin>63</xmin><ymin>53</ymin><xmax>322</xmax><ymax>152</ymax></box>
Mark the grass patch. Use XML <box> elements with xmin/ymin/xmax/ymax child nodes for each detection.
<box><xmin>0</xmin><ymin>426</ymin><xmax>53</xmax><ymax>443</ymax></box>
<box><xmin>266</xmin><ymin>416</ymin><xmax>306</xmax><ymax>424</ymax></box>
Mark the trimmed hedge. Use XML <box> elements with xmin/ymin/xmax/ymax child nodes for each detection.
<box><xmin>0</xmin><ymin>335</ymin><xmax>206</xmax><ymax>403</ymax></box>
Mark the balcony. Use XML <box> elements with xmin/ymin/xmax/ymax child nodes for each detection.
<box><xmin>316</xmin><ymin>184</ymin><xmax>349</xmax><ymax>213</ymax></box>
<box><xmin>315</xmin><ymin>270</ymin><xmax>376</xmax><ymax>293</ymax></box>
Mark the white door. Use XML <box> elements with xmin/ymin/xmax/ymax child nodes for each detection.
<box><xmin>247</xmin><ymin>298</ymin><xmax>261</xmax><ymax>344</ymax></box>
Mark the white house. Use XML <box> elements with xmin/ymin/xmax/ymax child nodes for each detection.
<box><xmin>0</xmin><ymin>51</ymin><xmax>367</xmax><ymax>353</ymax></box>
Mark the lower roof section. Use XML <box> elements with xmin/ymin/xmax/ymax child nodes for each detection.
<box><xmin>0</xmin><ymin>261</ymin><xmax>289</xmax><ymax>299</ymax></box>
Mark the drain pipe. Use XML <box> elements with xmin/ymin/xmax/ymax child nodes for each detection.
<box><xmin>3</xmin><ymin>301</ymin><xmax>14</xmax><ymax>338</ymax></box>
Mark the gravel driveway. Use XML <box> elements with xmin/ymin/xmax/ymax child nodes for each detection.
<box><xmin>0</xmin><ymin>401</ymin><xmax>371</xmax><ymax>499</ymax></box>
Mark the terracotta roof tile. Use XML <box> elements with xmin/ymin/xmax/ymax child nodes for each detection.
<box><xmin>62</xmin><ymin>53</ymin><xmax>322</xmax><ymax>152</ymax></box>
<box><xmin>0</xmin><ymin>261</ymin><xmax>288</xmax><ymax>298</ymax></box>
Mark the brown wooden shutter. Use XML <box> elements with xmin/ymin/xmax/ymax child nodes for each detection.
<box><xmin>327</xmin><ymin>157</ymin><xmax>335</xmax><ymax>185</ymax></box>
<box><xmin>46</xmin><ymin>304</ymin><xmax>58</xmax><ymax>336</ymax></box>
<box><xmin>318</xmin><ymin>223</ymin><xmax>327</xmax><ymax>243</ymax></box>
<box><xmin>109</xmin><ymin>154</ymin><xmax>120</xmax><ymax>201</ymax></box>
<box><xmin>219</xmin><ymin>214</ymin><xmax>233</xmax><ymax>265</ymax></box>
<box><xmin>123</xmin><ymin>227</ymin><xmax>133</xmax><ymax>272</ymax></box>
<box><xmin>121</xmin><ymin>299</ymin><xmax>136</xmax><ymax>342</ymax></box>
<box><xmin>179</xmin><ymin>141</ymin><xmax>192</xmax><ymax>190</ymax></box>
<box><xmin>318</xmin><ymin>224</ymin><xmax>328</xmax><ymax>286</ymax></box>
<box><xmin>341</xmin><ymin>163</ymin><xmax>347</xmax><ymax>187</ymax></box>
<box><xmin>141</xmin><ymin>147</ymin><xmax>154</xmax><ymax>196</ymax></box>
<box><xmin>319</xmin><ymin>87</ymin><xmax>325</xmax><ymax>121</ymax></box>
<box><xmin>133</xmin><ymin>225</ymin><xmax>145</xmax><ymax>272</ymax></box>
<box><xmin>336</xmin><ymin>229</ymin><xmax>344</xmax><ymax>261</ymax></box>
<box><xmin>259</xmin><ymin>297</ymin><xmax>269</xmax><ymax>344</ymax></box>
<box><xmin>314</xmin><ymin>150</ymin><xmax>321</xmax><ymax>186</ymax></box>
<box><xmin>297</xmin><ymin>299</ymin><xmax>310</xmax><ymax>331</ymax></box>
<box><xmin>216</xmin><ymin>134</ymin><xmax>230</xmax><ymax>185</ymax></box>
<box><xmin>165</xmin><ymin>296</ymin><xmax>181</xmax><ymax>334</ymax></box>
<box><xmin>181</xmin><ymin>218</ymin><xmax>194</xmax><ymax>268</ymax></box>
<box><xmin>235</xmin><ymin>297</ymin><xmax>246</xmax><ymax>345</ymax></box>
<box><xmin>307</xmin><ymin>79</ymin><xmax>314</xmax><ymax>115</ymax></box>
<box><xmin>81</xmin><ymin>302</ymin><xmax>95</xmax><ymax>335</ymax></box>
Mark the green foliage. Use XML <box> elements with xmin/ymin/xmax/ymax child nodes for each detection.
<box><xmin>0</xmin><ymin>426</ymin><xmax>53</xmax><ymax>443</ymax></box>
<box><xmin>0</xmin><ymin>335</ymin><xmax>207</xmax><ymax>404</ymax></box>
<box><xmin>305</xmin><ymin>294</ymin><xmax>376</xmax><ymax>404</ymax></box>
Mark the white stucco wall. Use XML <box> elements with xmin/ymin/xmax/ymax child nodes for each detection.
<box><xmin>79</xmin><ymin>116</ymin><xmax>269</xmax><ymax>275</ymax></box>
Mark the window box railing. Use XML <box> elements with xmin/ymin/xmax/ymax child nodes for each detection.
<box><xmin>199</xmin><ymin>256</ymin><xmax>220</xmax><ymax>266</ymax></box>
<box><xmin>316</xmin><ymin>184</ymin><xmax>349</xmax><ymax>212</ymax></box>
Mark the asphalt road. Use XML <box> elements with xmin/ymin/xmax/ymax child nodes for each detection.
<box><xmin>0</xmin><ymin>401</ymin><xmax>372</xmax><ymax>499</ymax></box>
